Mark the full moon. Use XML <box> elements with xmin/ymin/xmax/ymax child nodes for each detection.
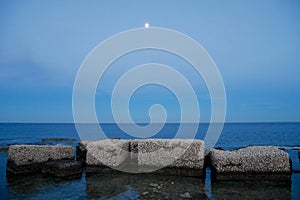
<box><xmin>144</xmin><ymin>22</ymin><xmax>150</xmax><ymax>28</ymax></box>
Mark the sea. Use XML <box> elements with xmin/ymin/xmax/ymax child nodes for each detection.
<box><xmin>0</xmin><ymin>122</ymin><xmax>299</xmax><ymax>199</ymax></box>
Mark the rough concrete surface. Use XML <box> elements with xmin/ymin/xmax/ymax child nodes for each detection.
<box><xmin>210</xmin><ymin>146</ymin><xmax>291</xmax><ymax>180</ymax></box>
<box><xmin>131</xmin><ymin>139</ymin><xmax>205</xmax><ymax>176</ymax></box>
<box><xmin>85</xmin><ymin>139</ymin><xmax>130</xmax><ymax>172</ymax></box>
<box><xmin>7</xmin><ymin>145</ymin><xmax>74</xmax><ymax>174</ymax></box>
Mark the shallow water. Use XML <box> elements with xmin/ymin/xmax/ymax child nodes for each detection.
<box><xmin>1</xmin><ymin>164</ymin><xmax>297</xmax><ymax>200</ymax></box>
<box><xmin>0</xmin><ymin>123</ymin><xmax>300</xmax><ymax>199</ymax></box>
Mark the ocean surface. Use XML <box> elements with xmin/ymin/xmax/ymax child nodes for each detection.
<box><xmin>0</xmin><ymin>122</ymin><xmax>299</xmax><ymax>199</ymax></box>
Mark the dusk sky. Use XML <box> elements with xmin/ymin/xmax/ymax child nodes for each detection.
<box><xmin>0</xmin><ymin>0</ymin><xmax>300</xmax><ymax>123</ymax></box>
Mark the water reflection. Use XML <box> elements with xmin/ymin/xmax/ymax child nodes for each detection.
<box><xmin>6</xmin><ymin>173</ymin><xmax>85</xmax><ymax>199</ymax></box>
<box><xmin>211</xmin><ymin>180</ymin><xmax>291</xmax><ymax>200</ymax></box>
<box><xmin>86</xmin><ymin>173</ymin><xmax>207</xmax><ymax>199</ymax></box>
<box><xmin>5</xmin><ymin>170</ymin><xmax>293</xmax><ymax>199</ymax></box>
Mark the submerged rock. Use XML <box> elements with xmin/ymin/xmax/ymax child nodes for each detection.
<box><xmin>131</xmin><ymin>139</ymin><xmax>205</xmax><ymax>177</ymax></box>
<box><xmin>210</xmin><ymin>146</ymin><xmax>291</xmax><ymax>181</ymax></box>
<box><xmin>7</xmin><ymin>145</ymin><xmax>74</xmax><ymax>174</ymax></box>
<box><xmin>180</xmin><ymin>192</ymin><xmax>192</xmax><ymax>199</ymax></box>
<box><xmin>42</xmin><ymin>160</ymin><xmax>82</xmax><ymax>177</ymax></box>
<box><xmin>86</xmin><ymin>173</ymin><xmax>207</xmax><ymax>200</ymax></box>
<box><xmin>149</xmin><ymin>183</ymin><xmax>159</xmax><ymax>187</ymax></box>
<box><xmin>141</xmin><ymin>191</ymin><xmax>149</xmax><ymax>195</ymax></box>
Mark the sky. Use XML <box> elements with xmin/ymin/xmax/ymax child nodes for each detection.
<box><xmin>0</xmin><ymin>0</ymin><xmax>300</xmax><ymax>123</ymax></box>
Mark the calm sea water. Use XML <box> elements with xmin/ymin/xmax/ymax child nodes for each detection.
<box><xmin>0</xmin><ymin>122</ymin><xmax>299</xmax><ymax>199</ymax></box>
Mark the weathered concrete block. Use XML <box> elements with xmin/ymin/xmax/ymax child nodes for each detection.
<box><xmin>85</xmin><ymin>139</ymin><xmax>130</xmax><ymax>172</ymax></box>
<box><xmin>7</xmin><ymin>145</ymin><xmax>74</xmax><ymax>174</ymax></box>
<box><xmin>42</xmin><ymin>160</ymin><xmax>82</xmax><ymax>177</ymax></box>
<box><xmin>210</xmin><ymin>146</ymin><xmax>291</xmax><ymax>181</ymax></box>
<box><xmin>131</xmin><ymin>139</ymin><xmax>205</xmax><ymax>177</ymax></box>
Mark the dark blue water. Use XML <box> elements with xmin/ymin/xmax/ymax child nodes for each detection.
<box><xmin>0</xmin><ymin>123</ymin><xmax>299</xmax><ymax>199</ymax></box>
<box><xmin>1</xmin><ymin>122</ymin><xmax>299</xmax><ymax>149</ymax></box>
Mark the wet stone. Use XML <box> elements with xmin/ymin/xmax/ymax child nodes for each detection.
<box><xmin>180</xmin><ymin>192</ymin><xmax>192</xmax><ymax>199</ymax></box>
<box><xmin>42</xmin><ymin>160</ymin><xmax>82</xmax><ymax>177</ymax></box>
<box><xmin>76</xmin><ymin>140</ymin><xmax>91</xmax><ymax>164</ymax></box>
<box><xmin>149</xmin><ymin>183</ymin><xmax>159</xmax><ymax>187</ymax></box>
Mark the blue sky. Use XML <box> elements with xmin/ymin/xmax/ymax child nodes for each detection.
<box><xmin>0</xmin><ymin>0</ymin><xmax>299</xmax><ymax>123</ymax></box>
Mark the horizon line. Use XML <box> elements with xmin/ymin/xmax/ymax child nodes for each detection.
<box><xmin>0</xmin><ymin>121</ymin><xmax>299</xmax><ymax>124</ymax></box>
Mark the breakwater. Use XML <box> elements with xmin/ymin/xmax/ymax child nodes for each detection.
<box><xmin>6</xmin><ymin>139</ymin><xmax>292</xmax><ymax>180</ymax></box>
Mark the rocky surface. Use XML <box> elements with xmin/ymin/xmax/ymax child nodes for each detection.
<box><xmin>85</xmin><ymin>139</ymin><xmax>130</xmax><ymax>172</ymax></box>
<box><xmin>79</xmin><ymin>139</ymin><xmax>205</xmax><ymax>176</ymax></box>
<box><xmin>180</xmin><ymin>192</ymin><xmax>192</xmax><ymax>199</ymax></box>
<box><xmin>42</xmin><ymin>160</ymin><xmax>82</xmax><ymax>177</ymax></box>
<box><xmin>210</xmin><ymin>146</ymin><xmax>291</xmax><ymax>180</ymax></box>
<box><xmin>7</xmin><ymin>145</ymin><xmax>74</xmax><ymax>174</ymax></box>
<box><xmin>131</xmin><ymin>139</ymin><xmax>205</xmax><ymax>177</ymax></box>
